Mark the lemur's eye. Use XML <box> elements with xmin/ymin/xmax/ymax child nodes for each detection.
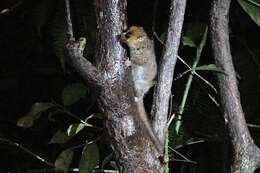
<box><xmin>125</xmin><ymin>32</ymin><xmax>132</xmax><ymax>38</ymax></box>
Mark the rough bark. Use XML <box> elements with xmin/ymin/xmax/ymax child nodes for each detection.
<box><xmin>94</xmin><ymin>0</ymin><xmax>163</xmax><ymax>172</ymax></box>
<box><xmin>210</xmin><ymin>0</ymin><xmax>260</xmax><ymax>172</ymax></box>
<box><xmin>66</xmin><ymin>0</ymin><xmax>164</xmax><ymax>172</ymax></box>
<box><xmin>152</xmin><ymin>0</ymin><xmax>187</xmax><ymax>144</ymax></box>
<box><xmin>66</xmin><ymin>41</ymin><xmax>103</xmax><ymax>89</ymax></box>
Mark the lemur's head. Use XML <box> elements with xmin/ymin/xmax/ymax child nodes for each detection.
<box><xmin>120</xmin><ymin>26</ymin><xmax>148</xmax><ymax>49</ymax></box>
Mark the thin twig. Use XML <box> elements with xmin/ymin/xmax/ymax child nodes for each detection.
<box><xmin>153</xmin><ymin>32</ymin><xmax>165</xmax><ymax>45</ymax></box>
<box><xmin>247</xmin><ymin>123</ymin><xmax>260</xmax><ymax>128</ymax></box>
<box><xmin>168</xmin><ymin>147</ymin><xmax>197</xmax><ymax>165</ymax></box>
<box><xmin>154</xmin><ymin>31</ymin><xmax>217</xmax><ymax>93</ymax></box>
<box><xmin>173</xmin><ymin>64</ymin><xmax>217</xmax><ymax>93</ymax></box>
<box><xmin>168</xmin><ymin>146</ymin><xmax>193</xmax><ymax>163</ymax></box>
<box><xmin>174</xmin><ymin>139</ymin><xmax>206</xmax><ymax>149</ymax></box>
<box><xmin>64</xmin><ymin>0</ymin><xmax>74</xmax><ymax>40</ymax></box>
<box><xmin>94</xmin><ymin>170</ymin><xmax>119</xmax><ymax>173</ymax></box>
<box><xmin>27</xmin><ymin>168</ymin><xmax>79</xmax><ymax>173</ymax></box>
<box><xmin>0</xmin><ymin>0</ymin><xmax>23</xmax><ymax>15</ymax></box>
<box><xmin>68</xmin><ymin>135</ymin><xmax>104</xmax><ymax>151</ymax></box>
<box><xmin>167</xmin><ymin>113</ymin><xmax>175</xmax><ymax>128</ymax></box>
<box><xmin>52</xmin><ymin>102</ymin><xmax>102</xmax><ymax>130</ymax></box>
<box><xmin>169</xmin><ymin>158</ymin><xmax>197</xmax><ymax>164</ymax></box>
<box><xmin>207</xmin><ymin>93</ymin><xmax>220</xmax><ymax>107</ymax></box>
<box><xmin>0</xmin><ymin>138</ymin><xmax>54</xmax><ymax>167</ymax></box>
<box><xmin>245</xmin><ymin>0</ymin><xmax>260</xmax><ymax>8</ymax></box>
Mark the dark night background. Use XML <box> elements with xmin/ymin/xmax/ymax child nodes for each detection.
<box><xmin>0</xmin><ymin>0</ymin><xmax>260</xmax><ymax>172</ymax></box>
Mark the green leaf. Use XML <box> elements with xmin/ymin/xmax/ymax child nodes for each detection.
<box><xmin>67</xmin><ymin>123</ymin><xmax>86</xmax><ymax>137</ymax></box>
<box><xmin>237</xmin><ymin>0</ymin><xmax>260</xmax><ymax>27</ymax></box>
<box><xmin>79</xmin><ymin>143</ymin><xmax>100</xmax><ymax>173</ymax></box>
<box><xmin>66</xmin><ymin>113</ymin><xmax>103</xmax><ymax>136</ymax></box>
<box><xmin>16</xmin><ymin>102</ymin><xmax>54</xmax><ymax>128</ymax></box>
<box><xmin>62</xmin><ymin>83</ymin><xmax>88</xmax><ymax>106</ymax></box>
<box><xmin>194</xmin><ymin>64</ymin><xmax>226</xmax><ymax>74</ymax></box>
<box><xmin>49</xmin><ymin>130</ymin><xmax>72</xmax><ymax>144</ymax></box>
<box><xmin>55</xmin><ymin>149</ymin><xmax>74</xmax><ymax>173</ymax></box>
<box><xmin>182</xmin><ymin>36</ymin><xmax>197</xmax><ymax>47</ymax></box>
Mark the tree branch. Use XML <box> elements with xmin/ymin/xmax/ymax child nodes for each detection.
<box><xmin>152</xmin><ymin>0</ymin><xmax>187</xmax><ymax>144</ymax></box>
<box><xmin>64</xmin><ymin>0</ymin><xmax>74</xmax><ymax>40</ymax></box>
<box><xmin>66</xmin><ymin>40</ymin><xmax>104</xmax><ymax>89</ymax></box>
<box><xmin>64</xmin><ymin>0</ymin><xmax>103</xmax><ymax>89</ymax></box>
<box><xmin>210</xmin><ymin>0</ymin><xmax>260</xmax><ymax>172</ymax></box>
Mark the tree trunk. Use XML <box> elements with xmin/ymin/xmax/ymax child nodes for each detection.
<box><xmin>94</xmin><ymin>1</ymin><xmax>163</xmax><ymax>172</ymax></box>
<box><xmin>66</xmin><ymin>0</ymin><xmax>187</xmax><ymax>171</ymax></box>
<box><xmin>152</xmin><ymin>0</ymin><xmax>187</xmax><ymax>145</ymax></box>
<box><xmin>210</xmin><ymin>0</ymin><xmax>260</xmax><ymax>172</ymax></box>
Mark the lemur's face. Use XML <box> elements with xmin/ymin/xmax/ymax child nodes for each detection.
<box><xmin>120</xmin><ymin>26</ymin><xmax>147</xmax><ymax>49</ymax></box>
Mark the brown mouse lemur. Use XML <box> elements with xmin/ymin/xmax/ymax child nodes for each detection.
<box><xmin>121</xmin><ymin>26</ymin><xmax>157</xmax><ymax>98</ymax></box>
<box><xmin>121</xmin><ymin>26</ymin><xmax>162</xmax><ymax>152</ymax></box>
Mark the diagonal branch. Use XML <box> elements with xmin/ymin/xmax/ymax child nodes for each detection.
<box><xmin>210</xmin><ymin>0</ymin><xmax>260</xmax><ymax>172</ymax></box>
<box><xmin>64</xmin><ymin>0</ymin><xmax>103</xmax><ymax>89</ymax></box>
<box><xmin>66</xmin><ymin>40</ymin><xmax>104</xmax><ymax>89</ymax></box>
<box><xmin>152</xmin><ymin>0</ymin><xmax>187</xmax><ymax>144</ymax></box>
